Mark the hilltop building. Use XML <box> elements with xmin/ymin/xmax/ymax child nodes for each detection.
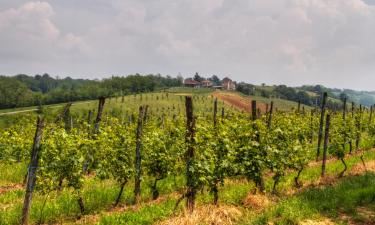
<box><xmin>222</xmin><ymin>77</ymin><xmax>236</xmax><ymax>91</ymax></box>
<box><xmin>183</xmin><ymin>76</ymin><xmax>236</xmax><ymax>91</ymax></box>
<box><xmin>184</xmin><ymin>78</ymin><xmax>201</xmax><ymax>88</ymax></box>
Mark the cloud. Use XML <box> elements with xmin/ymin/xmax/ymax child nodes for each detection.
<box><xmin>1</xmin><ymin>0</ymin><xmax>375</xmax><ymax>90</ymax></box>
<box><xmin>0</xmin><ymin>1</ymin><xmax>89</xmax><ymax>65</ymax></box>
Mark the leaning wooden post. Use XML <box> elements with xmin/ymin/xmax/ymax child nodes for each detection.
<box><xmin>351</xmin><ymin>102</ymin><xmax>355</xmax><ymax>118</ymax></box>
<box><xmin>87</xmin><ymin>110</ymin><xmax>93</xmax><ymax>125</ymax></box>
<box><xmin>369</xmin><ymin>105</ymin><xmax>373</xmax><ymax>124</ymax></box>
<box><xmin>342</xmin><ymin>98</ymin><xmax>347</xmax><ymax>120</ymax></box>
<box><xmin>143</xmin><ymin>105</ymin><xmax>149</xmax><ymax>123</ymax></box>
<box><xmin>221</xmin><ymin>107</ymin><xmax>225</xmax><ymax>119</ymax></box>
<box><xmin>251</xmin><ymin>100</ymin><xmax>257</xmax><ymax>121</ymax></box>
<box><xmin>21</xmin><ymin>116</ymin><xmax>45</xmax><ymax>225</ymax></box>
<box><xmin>310</xmin><ymin>109</ymin><xmax>314</xmax><ymax>144</ymax></box>
<box><xmin>54</xmin><ymin>103</ymin><xmax>72</xmax><ymax>124</ymax></box>
<box><xmin>94</xmin><ymin>96</ymin><xmax>106</xmax><ymax>133</ymax></box>
<box><xmin>342</xmin><ymin>98</ymin><xmax>347</xmax><ymax>151</ymax></box>
<box><xmin>355</xmin><ymin>105</ymin><xmax>362</xmax><ymax>150</ymax></box>
<box><xmin>297</xmin><ymin>101</ymin><xmax>301</xmax><ymax>114</ymax></box>
<box><xmin>134</xmin><ymin>106</ymin><xmax>146</xmax><ymax>204</ymax></box>
<box><xmin>321</xmin><ymin>114</ymin><xmax>330</xmax><ymax>177</ymax></box>
<box><xmin>267</xmin><ymin>101</ymin><xmax>274</xmax><ymax>129</ymax></box>
<box><xmin>316</xmin><ymin>92</ymin><xmax>327</xmax><ymax>161</ymax></box>
<box><xmin>185</xmin><ymin>96</ymin><xmax>196</xmax><ymax>213</ymax></box>
<box><xmin>213</xmin><ymin>98</ymin><xmax>218</xmax><ymax>127</ymax></box>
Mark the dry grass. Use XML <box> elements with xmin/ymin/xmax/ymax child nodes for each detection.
<box><xmin>299</xmin><ymin>218</ymin><xmax>335</xmax><ymax>225</ymax></box>
<box><xmin>242</xmin><ymin>194</ymin><xmax>271</xmax><ymax>211</ymax></box>
<box><xmin>156</xmin><ymin>204</ymin><xmax>242</xmax><ymax>225</ymax></box>
<box><xmin>174</xmin><ymin>93</ymin><xmax>192</xmax><ymax>96</ymax></box>
<box><xmin>0</xmin><ymin>183</ymin><xmax>23</xmax><ymax>195</ymax></box>
<box><xmin>350</xmin><ymin>160</ymin><xmax>375</xmax><ymax>175</ymax></box>
<box><xmin>338</xmin><ymin>206</ymin><xmax>375</xmax><ymax>225</ymax></box>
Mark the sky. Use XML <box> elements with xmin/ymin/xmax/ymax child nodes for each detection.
<box><xmin>1</xmin><ymin>0</ymin><xmax>375</xmax><ymax>90</ymax></box>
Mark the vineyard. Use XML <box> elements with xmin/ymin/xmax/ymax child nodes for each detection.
<box><xmin>1</xmin><ymin>90</ymin><xmax>375</xmax><ymax>225</ymax></box>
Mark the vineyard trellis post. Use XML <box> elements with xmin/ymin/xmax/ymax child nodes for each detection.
<box><xmin>342</xmin><ymin>97</ymin><xmax>347</xmax><ymax>152</ymax></box>
<box><xmin>88</xmin><ymin>110</ymin><xmax>92</xmax><ymax>124</ymax></box>
<box><xmin>321</xmin><ymin>114</ymin><xmax>330</xmax><ymax>177</ymax></box>
<box><xmin>370</xmin><ymin>105</ymin><xmax>373</xmax><ymax>124</ymax></box>
<box><xmin>342</xmin><ymin>97</ymin><xmax>347</xmax><ymax>120</ymax></box>
<box><xmin>310</xmin><ymin>109</ymin><xmax>314</xmax><ymax>144</ymax></box>
<box><xmin>251</xmin><ymin>100</ymin><xmax>257</xmax><ymax>121</ymax></box>
<box><xmin>21</xmin><ymin>116</ymin><xmax>45</xmax><ymax>225</ymax></box>
<box><xmin>134</xmin><ymin>105</ymin><xmax>147</xmax><ymax>204</ymax></box>
<box><xmin>94</xmin><ymin>96</ymin><xmax>106</xmax><ymax>133</ymax></box>
<box><xmin>316</xmin><ymin>92</ymin><xmax>327</xmax><ymax>161</ymax></box>
<box><xmin>185</xmin><ymin>96</ymin><xmax>196</xmax><ymax>213</ymax></box>
<box><xmin>54</xmin><ymin>102</ymin><xmax>72</xmax><ymax>124</ymax></box>
<box><xmin>349</xmin><ymin>102</ymin><xmax>355</xmax><ymax>153</ymax></box>
<box><xmin>213</xmin><ymin>98</ymin><xmax>218</xmax><ymax>127</ymax></box>
<box><xmin>267</xmin><ymin>101</ymin><xmax>274</xmax><ymax>129</ymax></box>
<box><xmin>355</xmin><ymin>105</ymin><xmax>362</xmax><ymax>150</ymax></box>
<box><xmin>297</xmin><ymin>101</ymin><xmax>301</xmax><ymax>113</ymax></box>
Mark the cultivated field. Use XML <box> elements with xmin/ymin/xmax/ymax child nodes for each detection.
<box><xmin>0</xmin><ymin>89</ymin><xmax>374</xmax><ymax>225</ymax></box>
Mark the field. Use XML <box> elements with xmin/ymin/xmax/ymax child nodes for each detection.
<box><xmin>1</xmin><ymin>88</ymin><xmax>375</xmax><ymax>225</ymax></box>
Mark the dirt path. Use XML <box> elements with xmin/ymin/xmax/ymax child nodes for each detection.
<box><xmin>212</xmin><ymin>91</ymin><xmax>267</xmax><ymax>113</ymax></box>
<box><xmin>0</xmin><ymin>101</ymin><xmax>94</xmax><ymax>116</ymax></box>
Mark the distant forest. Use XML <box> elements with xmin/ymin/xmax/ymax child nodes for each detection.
<box><xmin>0</xmin><ymin>74</ymin><xmax>182</xmax><ymax>109</ymax></box>
<box><xmin>1</xmin><ymin>73</ymin><xmax>374</xmax><ymax>110</ymax></box>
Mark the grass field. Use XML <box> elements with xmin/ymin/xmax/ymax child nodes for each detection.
<box><xmin>1</xmin><ymin>148</ymin><xmax>374</xmax><ymax>224</ymax></box>
<box><xmin>0</xmin><ymin>88</ymin><xmax>304</xmax><ymax>129</ymax></box>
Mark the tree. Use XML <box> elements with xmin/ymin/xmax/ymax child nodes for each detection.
<box><xmin>193</xmin><ymin>73</ymin><xmax>204</xmax><ymax>82</ymax></box>
<box><xmin>209</xmin><ymin>75</ymin><xmax>221</xmax><ymax>86</ymax></box>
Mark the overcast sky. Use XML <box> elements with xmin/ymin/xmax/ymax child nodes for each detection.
<box><xmin>1</xmin><ymin>0</ymin><xmax>375</xmax><ymax>90</ymax></box>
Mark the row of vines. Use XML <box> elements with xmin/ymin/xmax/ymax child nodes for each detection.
<box><xmin>1</xmin><ymin>93</ymin><xmax>375</xmax><ymax>224</ymax></box>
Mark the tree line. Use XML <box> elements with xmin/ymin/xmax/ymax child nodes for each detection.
<box><xmin>0</xmin><ymin>74</ymin><xmax>183</xmax><ymax>109</ymax></box>
<box><xmin>235</xmin><ymin>82</ymin><xmax>371</xmax><ymax>110</ymax></box>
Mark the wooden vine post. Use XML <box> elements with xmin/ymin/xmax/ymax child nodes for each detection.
<box><xmin>251</xmin><ymin>100</ymin><xmax>257</xmax><ymax>121</ymax></box>
<box><xmin>185</xmin><ymin>96</ymin><xmax>196</xmax><ymax>213</ymax></box>
<box><xmin>355</xmin><ymin>105</ymin><xmax>362</xmax><ymax>150</ymax></box>
<box><xmin>88</xmin><ymin>110</ymin><xmax>93</xmax><ymax>125</ymax></box>
<box><xmin>134</xmin><ymin>105</ymin><xmax>147</xmax><ymax>204</ymax></box>
<box><xmin>212</xmin><ymin>98</ymin><xmax>219</xmax><ymax>204</ymax></box>
<box><xmin>297</xmin><ymin>101</ymin><xmax>301</xmax><ymax>113</ymax></box>
<box><xmin>94</xmin><ymin>96</ymin><xmax>106</xmax><ymax>133</ymax></box>
<box><xmin>309</xmin><ymin>109</ymin><xmax>314</xmax><ymax>144</ymax></box>
<box><xmin>267</xmin><ymin>101</ymin><xmax>274</xmax><ymax>129</ymax></box>
<box><xmin>213</xmin><ymin>98</ymin><xmax>218</xmax><ymax>128</ymax></box>
<box><xmin>316</xmin><ymin>92</ymin><xmax>327</xmax><ymax>161</ymax></box>
<box><xmin>21</xmin><ymin>116</ymin><xmax>45</xmax><ymax>225</ymax></box>
<box><xmin>349</xmin><ymin>102</ymin><xmax>355</xmax><ymax>153</ymax></box>
<box><xmin>321</xmin><ymin>114</ymin><xmax>330</xmax><ymax>177</ymax></box>
<box><xmin>370</xmin><ymin>105</ymin><xmax>373</xmax><ymax>124</ymax></box>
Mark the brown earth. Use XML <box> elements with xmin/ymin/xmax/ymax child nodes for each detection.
<box><xmin>212</xmin><ymin>92</ymin><xmax>268</xmax><ymax>113</ymax></box>
<box><xmin>0</xmin><ymin>183</ymin><xmax>23</xmax><ymax>195</ymax></box>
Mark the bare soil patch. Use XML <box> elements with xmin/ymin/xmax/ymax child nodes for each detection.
<box><xmin>212</xmin><ymin>92</ymin><xmax>267</xmax><ymax>113</ymax></box>
<box><xmin>0</xmin><ymin>183</ymin><xmax>23</xmax><ymax>195</ymax></box>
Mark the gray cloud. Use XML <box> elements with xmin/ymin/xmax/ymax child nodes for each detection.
<box><xmin>1</xmin><ymin>0</ymin><xmax>375</xmax><ymax>90</ymax></box>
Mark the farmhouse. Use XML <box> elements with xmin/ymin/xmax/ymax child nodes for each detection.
<box><xmin>184</xmin><ymin>78</ymin><xmax>201</xmax><ymax>88</ymax></box>
<box><xmin>201</xmin><ymin>80</ymin><xmax>213</xmax><ymax>88</ymax></box>
<box><xmin>183</xmin><ymin>76</ymin><xmax>236</xmax><ymax>91</ymax></box>
<box><xmin>222</xmin><ymin>77</ymin><xmax>236</xmax><ymax>91</ymax></box>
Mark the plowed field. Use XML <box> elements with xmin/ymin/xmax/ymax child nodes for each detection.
<box><xmin>212</xmin><ymin>91</ymin><xmax>267</xmax><ymax>113</ymax></box>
